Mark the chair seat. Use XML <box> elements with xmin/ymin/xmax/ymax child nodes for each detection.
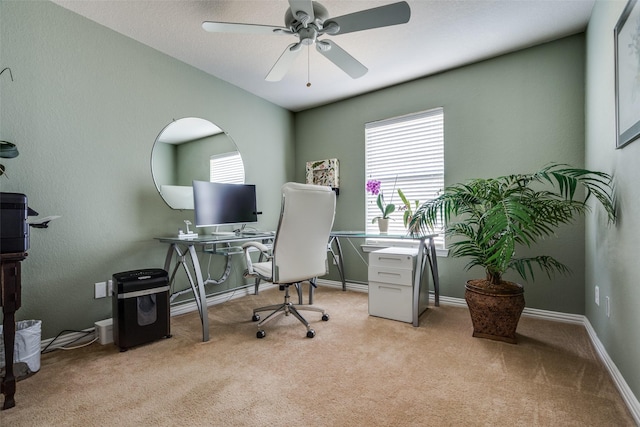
<box><xmin>252</xmin><ymin>262</ymin><xmax>272</xmax><ymax>279</ymax></box>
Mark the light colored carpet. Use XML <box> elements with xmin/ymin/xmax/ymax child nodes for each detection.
<box><xmin>2</xmin><ymin>285</ymin><xmax>635</xmax><ymax>426</ymax></box>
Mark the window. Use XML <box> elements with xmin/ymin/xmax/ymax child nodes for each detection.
<box><xmin>365</xmin><ymin>107</ymin><xmax>444</xmax><ymax>248</ymax></box>
<box><xmin>210</xmin><ymin>152</ymin><xmax>244</xmax><ymax>184</ymax></box>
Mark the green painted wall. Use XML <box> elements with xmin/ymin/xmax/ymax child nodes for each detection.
<box><xmin>586</xmin><ymin>0</ymin><xmax>640</xmax><ymax>403</ymax></box>
<box><xmin>295</xmin><ymin>35</ymin><xmax>588</xmax><ymax>314</ymax></box>
<box><xmin>0</xmin><ymin>1</ymin><xmax>295</xmax><ymax>339</ymax></box>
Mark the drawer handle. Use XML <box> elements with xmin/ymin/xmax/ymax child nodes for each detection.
<box><xmin>377</xmin><ymin>272</ymin><xmax>402</xmax><ymax>277</ymax></box>
<box><xmin>378</xmin><ymin>257</ymin><xmax>402</xmax><ymax>262</ymax></box>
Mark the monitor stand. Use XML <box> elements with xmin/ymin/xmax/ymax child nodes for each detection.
<box><xmin>210</xmin><ymin>226</ymin><xmax>236</xmax><ymax>236</ymax></box>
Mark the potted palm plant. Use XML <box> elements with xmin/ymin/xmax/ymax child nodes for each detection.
<box><xmin>408</xmin><ymin>163</ymin><xmax>616</xmax><ymax>343</ymax></box>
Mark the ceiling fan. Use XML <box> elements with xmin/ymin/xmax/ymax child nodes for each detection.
<box><xmin>202</xmin><ymin>1</ymin><xmax>411</xmax><ymax>82</ymax></box>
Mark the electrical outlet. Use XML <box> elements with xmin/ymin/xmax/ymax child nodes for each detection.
<box><xmin>94</xmin><ymin>281</ymin><xmax>107</xmax><ymax>299</ymax></box>
<box><xmin>606</xmin><ymin>296</ymin><xmax>611</xmax><ymax>318</ymax></box>
<box><xmin>595</xmin><ymin>286</ymin><xmax>600</xmax><ymax>306</ymax></box>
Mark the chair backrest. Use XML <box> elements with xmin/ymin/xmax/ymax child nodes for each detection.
<box><xmin>271</xmin><ymin>182</ymin><xmax>336</xmax><ymax>284</ymax></box>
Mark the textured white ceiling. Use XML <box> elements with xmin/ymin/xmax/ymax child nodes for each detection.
<box><xmin>52</xmin><ymin>0</ymin><xmax>595</xmax><ymax>112</ymax></box>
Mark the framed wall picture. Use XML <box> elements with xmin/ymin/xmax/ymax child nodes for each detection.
<box><xmin>615</xmin><ymin>0</ymin><xmax>640</xmax><ymax>148</ymax></box>
<box><xmin>306</xmin><ymin>158</ymin><xmax>339</xmax><ymax>192</ymax></box>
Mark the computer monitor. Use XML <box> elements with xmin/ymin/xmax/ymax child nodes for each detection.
<box><xmin>192</xmin><ymin>180</ymin><xmax>258</xmax><ymax>228</ymax></box>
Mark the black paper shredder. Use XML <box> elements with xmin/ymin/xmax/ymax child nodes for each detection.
<box><xmin>112</xmin><ymin>268</ymin><xmax>171</xmax><ymax>351</ymax></box>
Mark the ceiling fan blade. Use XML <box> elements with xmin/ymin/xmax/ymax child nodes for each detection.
<box><xmin>316</xmin><ymin>40</ymin><xmax>367</xmax><ymax>79</ymax></box>
<box><xmin>265</xmin><ymin>43</ymin><xmax>303</xmax><ymax>82</ymax></box>
<box><xmin>325</xmin><ymin>1</ymin><xmax>411</xmax><ymax>35</ymax></box>
<box><xmin>288</xmin><ymin>0</ymin><xmax>315</xmax><ymax>23</ymax></box>
<box><xmin>202</xmin><ymin>21</ymin><xmax>288</xmax><ymax>35</ymax></box>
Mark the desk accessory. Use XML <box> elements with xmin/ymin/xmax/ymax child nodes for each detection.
<box><xmin>178</xmin><ymin>220</ymin><xmax>198</xmax><ymax>239</ymax></box>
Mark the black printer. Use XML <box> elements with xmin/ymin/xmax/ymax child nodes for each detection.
<box><xmin>0</xmin><ymin>192</ymin><xmax>37</xmax><ymax>253</ymax></box>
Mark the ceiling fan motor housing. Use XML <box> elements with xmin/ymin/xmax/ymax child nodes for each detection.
<box><xmin>285</xmin><ymin>2</ymin><xmax>329</xmax><ymax>34</ymax></box>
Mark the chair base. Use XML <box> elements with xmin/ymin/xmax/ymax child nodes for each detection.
<box><xmin>252</xmin><ymin>285</ymin><xmax>328</xmax><ymax>338</ymax></box>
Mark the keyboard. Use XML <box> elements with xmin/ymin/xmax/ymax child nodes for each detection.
<box><xmin>242</xmin><ymin>231</ymin><xmax>274</xmax><ymax>236</ymax></box>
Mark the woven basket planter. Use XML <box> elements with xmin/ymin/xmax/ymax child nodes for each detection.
<box><xmin>464</xmin><ymin>280</ymin><xmax>525</xmax><ymax>344</ymax></box>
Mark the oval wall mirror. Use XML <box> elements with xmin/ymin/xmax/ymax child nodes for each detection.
<box><xmin>151</xmin><ymin>117</ymin><xmax>245</xmax><ymax>209</ymax></box>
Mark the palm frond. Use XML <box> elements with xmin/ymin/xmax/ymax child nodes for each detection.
<box><xmin>509</xmin><ymin>256</ymin><xmax>571</xmax><ymax>282</ymax></box>
<box><xmin>410</xmin><ymin>162</ymin><xmax>616</xmax><ymax>284</ymax></box>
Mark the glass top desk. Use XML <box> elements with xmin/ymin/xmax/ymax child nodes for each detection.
<box><xmin>329</xmin><ymin>231</ymin><xmax>440</xmax><ymax>327</ymax></box>
<box><xmin>156</xmin><ymin>232</ymin><xmax>275</xmax><ymax>342</ymax></box>
<box><xmin>157</xmin><ymin>230</ymin><xmax>440</xmax><ymax>339</ymax></box>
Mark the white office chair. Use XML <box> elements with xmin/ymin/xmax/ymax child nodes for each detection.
<box><xmin>242</xmin><ymin>182</ymin><xmax>336</xmax><ymax>339</ymax></box>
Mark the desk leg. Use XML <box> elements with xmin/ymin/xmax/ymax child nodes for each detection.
<box><xmin>411</xmin><ymin>237</ymin><xmax>441</xmax><ymax>326</ymax></box>
<box><xmin>328</xmin><ymin>236</ymin><xmax>346</xmax><ymax>291</ymax></box>
<box><xmin>308</xmin><ymin>278</ymin><xmax>316</xmax><ymax>305</ymax></box>
<box><xmin>426</xmin><ymin>237</ymin><xmax>440</xmax><ymax>307</ymax></box>
<box><xmin>412</xmin><ymin>240</ymin><xmax>426</xmax><ymax>327</ymax></box>
<box><xmin>187</xmin><ymin>245</ymin><xmax>210</xmax><ymax>342</ymax></box>
<box><xmin>163</xmin><ymin>244</ymin><xmax>210</xmax><ymax>342</ymax></box>
<box><xmin>165</xmin><ymin>244</ymin><xmax>199</xmax><ymax>313</ymax></box>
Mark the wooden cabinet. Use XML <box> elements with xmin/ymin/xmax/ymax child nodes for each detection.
<box><xmin>1</xmin><ymin>252</ymin><xmax>26</xmax><ymax>410</ymax></box>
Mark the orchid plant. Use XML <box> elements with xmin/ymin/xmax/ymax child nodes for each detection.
<box><xmin>366</xmin><ymin>179</ymin><xmax>396</xmax><ymax>223</ymax></box>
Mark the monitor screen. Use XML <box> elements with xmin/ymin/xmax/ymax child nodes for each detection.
<box><xmin>192</xmin><ymin>180</ymin><xmax>258</xmax><ymax>228</ymax></box>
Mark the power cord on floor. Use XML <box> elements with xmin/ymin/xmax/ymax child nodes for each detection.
<box><xmin>57</xmin><ymin>336</ymin><xmax>98</xmax><ymax>350</ymax></box>
<box><xmin>41</xmin><ymin>329</ymin><xmax>97</xmax><ymax>354</ymax></box>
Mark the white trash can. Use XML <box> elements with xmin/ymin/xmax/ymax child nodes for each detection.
<box><xmin>0</xmin><ymin>319</ymin><xmax>42</xmax><ymax>374</ymax></box>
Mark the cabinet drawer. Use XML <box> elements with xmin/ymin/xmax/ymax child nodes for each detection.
<box><xmin>369</xmin><ymin>281</ymin><xmax>413</xmax><ymax>323</ymax></box>
<box><xmin>369</xmin><ymin>247</ymin><xmax>417</xmax><ymax>270</ymax></box>
<box><xmin>368</xmin><ymin>265</ymin><xmax>414</xmax><ymax>286</ymax></box>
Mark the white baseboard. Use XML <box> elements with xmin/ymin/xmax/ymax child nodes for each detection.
<box><xmin>169</xmin><ymin>283</ymin><xmax>277</xmax><ymax>317</ymax></box>
<box><xmin>583</xmin><ymin>319</ymin><xmax>640</xmax><ymax>425</ymax></box>
<box><xmin>316</xmin><ymin>278</ymin><xmax>368</xmax><ymax>293</ymax></box>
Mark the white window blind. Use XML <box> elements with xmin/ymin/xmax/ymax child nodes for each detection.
<box><xmin>365</xmin><ymin>107</ymin><xmax>445</xmax><ymax>247</ymax></box>
<box><xmin>210</xmin><ymin>152</ymin><xmax>244</xmax><ymax>184</ymax></box>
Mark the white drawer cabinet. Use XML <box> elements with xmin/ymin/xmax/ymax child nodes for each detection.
<box><xmin>368</xmin><ymin>247</ymin><xmax>429</xmax><ymax>323</ymax></box>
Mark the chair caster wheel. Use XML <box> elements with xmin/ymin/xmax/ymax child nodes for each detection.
<box><xmin>257</xmin><ymin>330</ymin><xmax>266</xmax><ymax>339</ymax></box>
<box><xmin>322</xmin><ymin>313</ymin><xmax>329</xmax><ymax>321</ymax></box>
<box><xmin>306</xmin><ymin>329</ymin><xmax>316</xmax><ymax>338</ymax></box>
<box><xmin>252</xmin><ymin>314</ymin><xmax>260</xmax><ymax>322</ymax></box>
